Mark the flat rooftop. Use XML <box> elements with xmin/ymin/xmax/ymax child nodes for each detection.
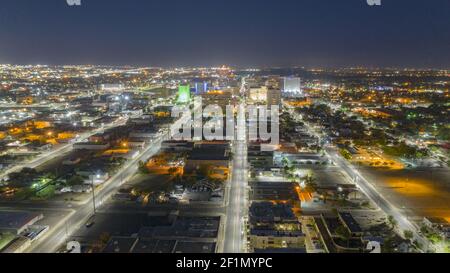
<box><xmin>249</xmin><ymin>202</ymin><xmax>296</xmax><ymax>224</ymax></box>
<box><xmin>188</xmin><ymin>146</ymin><xmax>229</xmax><ymax>161</ymax></box>
<box><xmin>103</xmin><ymin>238</ymin><xmax>216</xmax><ymax>253</ymax></box>
<box><xmin>254</xmin><ymin>248</ymin><xmax>307</xmax><ymax>253</ymax></box>
<box><xmin>250</xmin><ymin>229</ymin><xmax>304</xmax><ymax>237</ymax></box>
<box><xmin>0</xmin><ymin>211</ymin><xmax>42</xmax><ymax>232</ymax></box>
<box><xmin>139</xmin><ymin>216</ymin><xmax>220</xmax><ymax>239</ymax></box>
<box><xmin>249</xmin><ymin>182</ymin><xmax>299</xmax><ymax>202</ymax></box>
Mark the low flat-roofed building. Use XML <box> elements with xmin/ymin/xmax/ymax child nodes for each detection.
<box><xmin>129</xmin><ymin>116</ymin><xmax>153</xmax><ymax>126</ymax></box>
<box><xmin>249</xmin><ymin>202</ymin><xmax>298</xmax><ymax>225</ymax></box>
<box><xmin>102</xmin><ymin>237</ymin><xmax>138</xmax><ymax>253</ymax></box>
<box><xmin>274</xmin><ymin>152</ymin><xmax>329</xmax><ymax>166</ymax></box>
<box><xmin>138</xmin><ymin>216</ymin><xmax>220</xmax><ymax>240</ymax></box>
<box><xmin>249</xmin><ymin>229</ymin><xmax>305</xmax><ymax>250</ymax></box>
<box><xmin>103</xmin><ymin>238</ymin><xmax>217</xmax><ymax>254</ymax></box>
<box><xmin>173</xmin><ymin>242</ymin><xmax>216</xmax><ymax>253</ymax></box>
<box><xmin>254</xmin><ymin>247</ymin><xmax>306</xmax><ymax>253</ymax></box>
<box><xmin>89</xmin><ymin>133</ymin><xmax>111</xmax><ymax>143</ymax></box>
<box><xmin>249</xmin><ymin>182</ymin><xmax>301</xmax><ymax>208</ymax></box>
<box><xmin>0</xmin><ymin>211</ymin><xmax>43</xmax><ymax>235</ymax></box>
<box><xmin>185</xmin><ymin>144</ymin><xmax>230</xmax><ymax>173</ymax></box>
<box><xmin>248</xmin><ymin>201</ymin><xmax>304</xmax><ymax>251</ymax></box>
<box><xmin>140</xmin><ymin>239</ymin><xmax>177</xmax><ymax>253</ymax></box>
<box><xmin>130</xmin><ymin>239</ymin><xmax>162</xmax><ymax>253</ymax></box>
<box><xmin>162</xmin><ymin>140</ymin><xmax>194</xmax><ymax>152</ymax></box>
<box><xmin>248</xmin><ymin>147</ymin><xmax>274</xmax><ymax>168</ymax></box>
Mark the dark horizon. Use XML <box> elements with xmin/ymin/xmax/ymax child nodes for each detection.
<box><xmin>1</xmin><ymin>0</ymin><xmax>449</xmax><ymax>69</ymax></box>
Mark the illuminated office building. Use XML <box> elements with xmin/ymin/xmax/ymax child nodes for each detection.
<box><xmin>282</xmin><ymin>77</ymin><xmax>302</xmax><ymax>97</ymax></box>
<box><xmin>177</xmin><ymin>85</ymin><xmax>191</xmax><ymax>103</ymax></box>
<box><xmin>195</xmin><ymin>82</ymin><xmax>209</xmax><ymax>94</ymax></box>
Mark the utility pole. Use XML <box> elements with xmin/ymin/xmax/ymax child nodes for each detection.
<box><xmin>64</xmin><ymin>216</ymin><xmax>69</xmax><ymax>244</ymax></box>
<box><xmin>91</xmin><ymin>175</ymin><xmax>97</xmax><ymax>215</ymax></box>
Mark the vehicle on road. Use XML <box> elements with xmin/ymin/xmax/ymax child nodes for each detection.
<box><xmin>85</xmin><ymin>215</ymin><xmax>95</xmax><ymax>228</ymax></box>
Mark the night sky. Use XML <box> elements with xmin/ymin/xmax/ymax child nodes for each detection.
<box><xmin>0</xmin><ymin>0</ymin><xmax>449</xmax><ymax>68</ymax></box>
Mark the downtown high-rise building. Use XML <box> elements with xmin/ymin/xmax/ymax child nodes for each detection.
<box><xmin>177</xmin><ymin>84</ymin><xmax>191</xmax><ymax>103</ymax></box>
<box><xmin>195</xmin><ymin>82</ymin><xmax>209</xmax><ymax>94</ymax></box>
<box><xmin>267</xmin><ymin>88</ymin><xmax>281</xmax><ymax>106</ymax></box>
<box><xmin>282</xmin><ymin>77</ymin><xmax>302</xmax><ymax>97</ymax></box>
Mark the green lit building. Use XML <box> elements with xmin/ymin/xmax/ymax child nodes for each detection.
<box><xmin>177</xmin><ymin>85</ymin><xmax>191</xmax><ymax>103</ymax></box>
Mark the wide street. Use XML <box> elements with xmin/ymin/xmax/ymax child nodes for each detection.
<box><xmin>325</xmin><ymin>147</ymin><xmax>431</xmax><ymax>251</ymax></box>
<box><xmin>224</xmin><ymin>79</ymin><xmax>249</xmax><ymax>253</ymax></box>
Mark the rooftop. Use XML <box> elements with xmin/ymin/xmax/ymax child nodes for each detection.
<box><xmin>338</xmin><ymin>212</ymin><xmax>363</xmax><ymax>233</ymax></box>
<box><xmin>188</xmin><ymin>146</ymin><xmax>229</xmax><ymax>161</ymax></box>
<box><xmin>0</xmin><ymin>211</ymin><xmax>42</xmax><ymax>232</ymax></box>
<box><xmin>249</xmin><ymin>202</ymin><xmax>297</xmax><ymax>224</ymax></box>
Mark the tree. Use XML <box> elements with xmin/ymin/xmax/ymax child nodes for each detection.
<box><xmin>382</xmin><ymin>237</ymin><xmax>395</xmax><ymax>253</ymax></box>
<box><xmin>388</xmin><ymin>215</ymin><xmax>398</xmax><ymax>230</ymax></box>
<box><xmin>281</xmin><ymin>157</ymin><xmax>290</xmax><ymax>168</ymax></box>
<box><xmin>420</xmin><ymin>225</ymin><xmax>429</xmax><ymax>235</ymax></box>
<box><xmin>67</xmin><ymin>175</ymin><xmax>84</xmax><ymax>187</ymax></box>
<box><xmin>436</xmin><ymin>127</ymin><xmax>450</xmax><ymax>141</ymax></box>
<box><xmin>335</xmin><ymin>225</ymin><xmax>351</xmax><ymax>248</ymax></box>
<box><xmin>404</xmin><ymin>230</ymin><xmax>414</xmax><ymax>242</ymax></box>
<box><xmin>304</xmin><ymin>175</ymin><xmax>317</xmax><ymax>193</ymax></box>
<box><xmin>138</xmin><ymin>161</ymin><xmax>149</xmax><ymax>174</ymax></box>
<box><xmin>8</xmin><ymin>168</ymin><xmax>38</xmax><ymax>188</ymax></box>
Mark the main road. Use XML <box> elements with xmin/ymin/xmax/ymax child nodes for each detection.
<box><xmin>223</xmin><ymin>79</ymin><xmax>248</xmax><ymax>253</ymax></box>
<box><xmin>326</xmin><ymin>147</ymin><xmax>431</xmax><ymax>251</ymax></box>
